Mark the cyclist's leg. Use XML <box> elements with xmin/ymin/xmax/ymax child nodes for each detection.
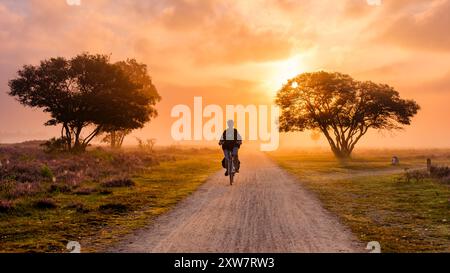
<box><xmin>223</xmin><ymin>149</ymin><xmax>230</xmax><ymax>176</ymax></box>
<box><xmin>223</xmin><ymin>149</ymin><xmax>230</xmax><ymax>161</ymax></box>
<box><xmin>231</xmin><ymin>147</ymin><xmax>238</xmax><ymax>157</ymax></box>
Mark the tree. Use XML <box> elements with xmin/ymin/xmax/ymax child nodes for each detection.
<box><xmin>8</xmin><ymin>53</ymin><xmax>160</xmax><ymax>152</ymax></box>
<box><xmin>101</xmin><ymin>59</ymin><xmax>160</xmax><ymax>149</ymax></box>
<box><xmin>101</xmin><ymin>129</ymin><xmax>132</xmax><ymax>149</ymax></box>
<box><xmin>275</xmin><ymin>71</ymin><xmax>420</xmax><ymax>159</ymax></box>
<box><xmin>135</xmin><ymin>137</ymin><xmax>157</xmax><ymax>153</ymax></box>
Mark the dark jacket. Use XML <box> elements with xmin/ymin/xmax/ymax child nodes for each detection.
<box><xmin>219</xmin><ymin>128</ymin><xmax>242</xmax><ymax>150</ymax></box>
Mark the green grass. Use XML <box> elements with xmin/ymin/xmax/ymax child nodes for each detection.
<box><xmin>269</xmin><ymin>150</ymin><xmax>450</xmax><ymax>253</ymax></box>
<box><xmin>0</xmin><ymin>149</ymin><xmax>221</xmax><ymax>253</ymax></box>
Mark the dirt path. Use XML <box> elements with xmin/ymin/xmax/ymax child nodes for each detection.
<box><xmin>110</xmin><ymin>151</ymin><xmax>363</xmax><ymax>253</ymax></box>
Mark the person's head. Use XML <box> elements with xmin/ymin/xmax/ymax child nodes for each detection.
<box><xmin>227</xmin><ymin>120</ymin><xmax>234</xmax><ymax>129</ymax></box>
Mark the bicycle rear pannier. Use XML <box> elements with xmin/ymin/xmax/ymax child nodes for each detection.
<box><xmin>221</xmin><ymin>158</ymin><xmax>227</xmax><ymax>168</ymax></box>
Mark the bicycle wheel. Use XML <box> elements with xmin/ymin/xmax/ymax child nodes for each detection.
<box><xmin>229</xmin><ymin>155</ymin><xmax>234</xmax><ymax>185</ymax></box>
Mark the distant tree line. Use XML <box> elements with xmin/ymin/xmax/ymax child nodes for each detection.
<box><xmin>8</xmin><ymin>53</ymin><xmax>161</xmax><ymax>152</ymax></box>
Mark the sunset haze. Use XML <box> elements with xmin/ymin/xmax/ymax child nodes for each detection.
<box><xmin>1</xmin><ymin>0</ymin><xmax>449</xmax><ymax>148</ymax></box>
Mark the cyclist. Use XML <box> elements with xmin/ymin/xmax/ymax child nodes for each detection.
<box><xmin>219</xmin><ymin>120</ymin><xmax>242</xmax><ymax>176</ymax></box>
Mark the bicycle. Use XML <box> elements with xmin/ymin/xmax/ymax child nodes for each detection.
<box><xmin>226</xmin><ymin>150</ymin><xmax>237</xmax><ymax>185</ymax></box>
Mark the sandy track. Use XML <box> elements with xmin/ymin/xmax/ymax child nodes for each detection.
<box><xmin>110</xmin><ymin>151</ymin><xmax>363</xmax><ymax>253</ymax></box>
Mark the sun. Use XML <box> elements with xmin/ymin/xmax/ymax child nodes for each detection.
<box><xmin>263</xmin><ymin>54</ymin><xmax>307</xmax><ymax>96</ymax></box>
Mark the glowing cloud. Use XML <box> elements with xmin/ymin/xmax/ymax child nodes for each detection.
<box><xmin>66</xmin><ymin>0</ymin><xmax>81</xmax><ymax>6</ymax></box>
<box><xmin>366</xmin><ymin>0</ymin><xmax>382</xmax><ymax>6</ymax></box>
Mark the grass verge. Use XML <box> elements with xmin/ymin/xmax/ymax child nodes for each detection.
<box><xmin>0</xmin><ymin>148</ymin><xmax>221</xmax><ymax>253</ymax></box>
<box><xmin>269</xmin><ymin>150</ymin><xmax>450</xmax><ymax>252</ymax></box>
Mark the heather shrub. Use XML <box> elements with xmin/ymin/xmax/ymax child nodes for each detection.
<box><xmin>98</xmin><ymin>203</ymin><xmax>129</xmax><ymax>213</ymax></box>
<box><xmin>0</xmin><ymin>180</ymin><xmax>41</xmax><ymax>199</ymax></box>
<box><xmin>49</xmin><ymin>184</ymin><xmax>72</xmax><ymax>193</ymax></box>
<box><xmin>73</xmin><ymin>187</ymin><xmax>97</xmax><ymax>195</ymax></box>
<box><xmin>430</xmin><ymin>165</ymin><xmax>450</xmax><ymax>179</ymax></box>
<box><xmin>403</xmin><ymin>169</ymin><xmax>428</xmax><ymax>183</ymax></box>
<box><xmin>66</xmin><ymin>202</ymin><xmax>89</xmax><ymax>213</ymax></box>
<box><xmin>34</xmin><ymin>198</ymin><xmax>57</xmax><ymax>209</ymax></box>
<box><xmin>99</xmin><ymin>189</ymin><xmax>113</xmax><ymax>195</ymax></box>
<box><xmin>111</xmin><ymin>153</ymin><xmax>143</xmax><ymax>173</ymax></box>
<box><xmin>40</xmin><ymin>164</ymin><xmax>54</xmax><ymax>181</ymax></box>
<box><xmin>9</xmin><ymin>182</ymin><xmax>42</xmax><ymax>198</ymax></box>
<box><xmin>0</xmin><ymin>200</ymin><xmax>15</xmax><ymax>213</ymax></box>
<box><xmin>441</xmin><ymin>175</ymin><xmax>450</xmax><ymax>184</ymax></box>
<box><xmin>0</xmin><ymin>180</ymin><xmax>15</xmax><ymax>197</ymax></box>
<box><xmin>41</xmin><ymin>138</ymin><xmax>68</xmax><ymax>153</ymax></box>
<box><xmin>4</xmin><ymin>161</ymin><xmax>43</xmax><ymax>183</ymax></box>
<box><xmin>101</xmin><ymin>178</ymin><xmax>135</xmax><ymax>188</ymax></box>
<box><xmin>0</xmin><ymin>144</ymin><xmax>161</xmax><ymax>199</ymax></box>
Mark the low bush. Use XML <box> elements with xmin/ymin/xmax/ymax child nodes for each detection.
<box><xmin>1</xmin><ymin>181</ymin><xmax>42</xmax><ymax>199</ymax></box>
<box><xmin>3</xmin><ymin>162</ymin><xmax>43</xmax><ymax>183</ymax></box>
<box><xmin>41</xmin><ymin>138</ymin><xmax>68</xmax><ymax>153</ymax></box>
<box><xmin>99</xmin><ymin>189</ymin><xmax>113</xmax><ymax>195</ymax></box>
<box><xmin>430</xmin><ymin>165</ymin><xmax>450</xmax><ymax>179</ymax></box>
<box><xmin>34</xmin><ymin>198</ymin><xmax>57</xmax><ymax>209</ymax></box>
<box><xmin>98</xmin><ymin>203</ymin><xmax>129</xmax><ymax>213</ymax></box>
<box><xmin>40</xmin><ymin>164</ymin><xmax>54</xmax><ymax>181</ymax></box>
<box><xmin>441</xmin><ymin>175</ymin><xmax>450</xmax><ymax>184</ymax></box>
<box><xmin>49</xmin><ymin>184</ymin><xmax>72</xmax><ymax>193</ymax></box>
<box><xmin>0</xmin><ymin>200</ymin><xmax>15</xmax><ymax>213</ymax></box>
<box><xmin>403</xmin><ymin>169</ymin><xmax>428</xmax><ymax>183</ymax></box>
<box><xmin>66</xmin><ymin>202</ymin><xmax>89</xmax><ymax>213</ymax></box>
<box><xmin>10</xmin><ymin>182</ymin><xmax>42</xmax><ymax>198</ymax></box>
<box><xmin>73</xmin><ymin>187</ymin><xmax>97</xmax><ymax>195</ymax></box>
<box><xmin>101</xmin><ymin>178</ymin><xmax>135</xmax><ymax>188</ymax></box>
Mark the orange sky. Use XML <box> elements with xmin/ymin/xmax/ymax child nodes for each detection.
<box><xmin>0</xmin><ymin>0</ymin><xmax>449</xmax><ymax>148</ymax></box>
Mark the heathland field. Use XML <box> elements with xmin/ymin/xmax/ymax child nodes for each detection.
<box><xmin>0</xmin><ymin>143</ymin><xmax>221</xmax><ymax>252</ymax></box>
<box><xmin>2</xmin><ymin>142</ymin><xmax>449</xmax><ymax>253</ymax></box>
<box><xmin>269</xmin><ymin>149</ymin><xmax>450</xmax><ymax>252</ymax></box>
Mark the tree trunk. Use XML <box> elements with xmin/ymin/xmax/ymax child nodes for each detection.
<box><xmin>332</xmin><ymin>148</ymin><xmax>352</xmax><ymax>160</ymax></box>
<box><xmin>118</xmin><ymin>133</ymin><xmax>126</xmax><ymax>148</ymax></box>
<box><xmin>321</xmin><ymin>128</ymin><xmax>353</xmax><ymax>160</ymax></box>
<box><xmin>73</xmin><ymin>126</ymin><xmax>83</xmax><ymax>153</ymax></box>
<box><xmin>110</xmin><ymin>131</ymin><xmax>117</xmax><ymax>149</ymax></box>
<box><xmin>63</xmin><ymin>123</ymin><xmax>72</xmax><ymax>150</ymax></box>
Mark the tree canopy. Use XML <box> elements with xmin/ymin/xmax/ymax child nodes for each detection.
<box><xmin>101</xmin><ymin>59</ymin><xmax>160</xmax><ymax>148</ymax></box>
<box><xmin>275</xmin><ymin>71</ymin><xmax>420</xmax><ymax>159</ymax></box>
<box><xmin>8</xmin><ymin>53</ymin><xmax>160</xmax><ymax>151</ymax></box>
